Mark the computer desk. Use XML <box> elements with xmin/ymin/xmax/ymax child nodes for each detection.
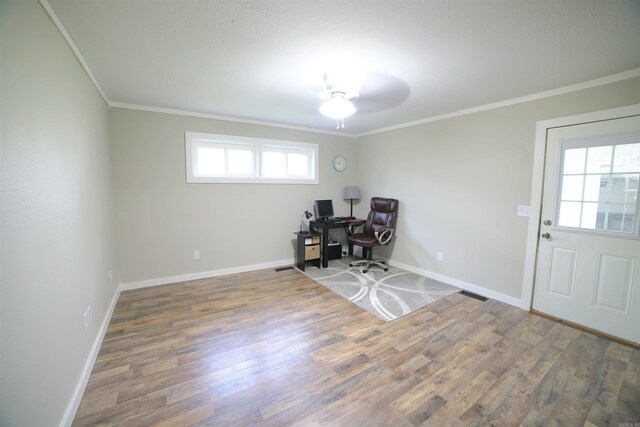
<box><xmin>309</xmin><ymin>218</ymin><xmax>365</xmax><ymax>268</ymax></box>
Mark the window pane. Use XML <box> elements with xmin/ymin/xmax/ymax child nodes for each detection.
<box><xmin>586</xmin><ymin>145</ymin><xmax>612</xmax><ymax>174</ymax></box>
<box><xmin>581</xmin><ymin>202</ymin><xmax>598</xmax><ymax>229</ymax></box>
<box><xmin>622</xmin><ymin>205</ymin><xmax>635</xmax><ymax>233</ymax></box>
<box><xmin>262</xmin><ymin>151</ymin><xmax>286</xmax><ymax>177</ymax></box>
<box><xmin>606</xmin><ymin>204</ymin><xmax>625</xmax><ymax>232</ymax></box>
<box><xmin>583</xmin><ymin>175</ymin><xmax>604</xmax><ymax>202</ymax></box>
<box><xmin>196</xmin><ymin>147</ymin><xmax>224</xmax><ymax>176</ymax></box>
<box><xmin>560</xmin><ymin>175</ymin><xmax>584</xmax><ymax>201</ymax></box>
<box><xmin>287</xmin><ymin>153</ymin><xmax>308</xmax><ymax>176</ymax></box>
<box><xmin>563</xmin><ymin>148</ymin><xmax>586</xmax><ymax>174</ymax></box>
<box><xmin>613</xmin><ymin>142</ymin><xmax>640</xmax><ymax>173</ymax></box>
<box><xmin>608</xmin><ymin>174</ymin><xmax>638</xmax><ymax>204</ymax></box>
<box><xmin>227</xmin><ymin>149</ymin><xmax>254</xmax><ymax>175</ymax></box>
<box><xmin>625</xmin><ymin>174</ymin><xmax>639</xmax><ymax>204</ymax></box>
<box><xmin>558</xmin><ymin>201</ymin><xmax>581</xmax><ymax>227</ymax></box>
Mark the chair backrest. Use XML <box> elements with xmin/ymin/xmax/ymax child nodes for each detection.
<box><xmin>364</xmin><ymin>197</ymin><xmax>399</xmax><ymax>238</ymax></box>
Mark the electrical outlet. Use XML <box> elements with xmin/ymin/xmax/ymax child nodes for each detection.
<box><xmin>517</xmin><ymin>205</ymin><xmax>530</xmax><ymax>217</ymax></box>
<box><xmin>83</xmin><ymin>306</ymin><xmax>92</xmax><ymax>331</ymax></box>
<box><xmin>437</xmin><ymin>251</ymin><xmax>444</xmax><ymax>262</ymax></box>
<box><xmin>193</xmin><ymin>250</ymin><xmax>200</xmax><ymax>260</ymax></box>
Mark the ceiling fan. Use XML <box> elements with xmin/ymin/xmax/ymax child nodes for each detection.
<box><xmin>269</xmin><ymin>70</ymin><xmax>410</xmax><ymax>131</ymax></box>
<box><xmin>318</xmin><ymin>73</ymin><xmax>360</xmax><ymax>129</ymax></box>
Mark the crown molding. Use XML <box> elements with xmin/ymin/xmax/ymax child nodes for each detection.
<box><xmin>39</xmin><ymin>0</ymin><xmax>110</xmax><ymax>106</ymax></box>
<box><xmin>109</xmin><ymin>103</ymin><xmax>353</xmax><ymax>137</ymax></box>
<box><xmin>354</xmin><ymin>67</ymin><xmax>640</xmax><ymax>138</ymax></box>
<box><xmin>36</xmin><ymin>0</ymin><xmax>640</xmax><ymax>140</ymax></box>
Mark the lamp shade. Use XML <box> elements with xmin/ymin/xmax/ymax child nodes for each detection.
<box><xmin>343</xmin><ymin>186</ymin><xmax>361</xmax><ymax>200</ymax></box>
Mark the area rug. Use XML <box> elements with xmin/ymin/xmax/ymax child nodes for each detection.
<box><xmin>303</xmin><ymin>257</ymin><xmax>459</xmax><ymax>322</ymax></box>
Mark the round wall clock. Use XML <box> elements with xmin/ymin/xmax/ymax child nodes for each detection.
<box><xmin>332</xmin><ymin>155</ymin><xmax>346</xmax><ymax>172</ymax></box>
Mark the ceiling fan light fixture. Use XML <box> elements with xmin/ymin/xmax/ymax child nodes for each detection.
<box><xmin>319</xmin><ymin>92</ymin><xmax>357</xmax><ymax>119</ymax></box>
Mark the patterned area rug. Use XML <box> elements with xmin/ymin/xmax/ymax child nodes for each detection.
<box><xmin>303</xmin><ymin>257</ymin><xmax>459</xmax><ymax>322</ymax></box>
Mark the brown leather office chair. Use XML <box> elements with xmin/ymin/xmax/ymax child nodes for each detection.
<box><xmin>348</xmin><ymin>197</ymin><xmax>399</xmax><ymax>273</ymax></box>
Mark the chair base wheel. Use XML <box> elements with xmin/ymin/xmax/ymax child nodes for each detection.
<box><xmin>349</xmin><ymin>263</ymin><xmax>353</xmax><ymax>267</ymax></box>
<box><xmin>362</xmin><ymin>269</ymin><xmax>368</xmax><ymax>274</ymax></box>
<box><xmin>383</xmin><ymin>268</ymin><xmax>388</xmax><ymax>271</ymax></box>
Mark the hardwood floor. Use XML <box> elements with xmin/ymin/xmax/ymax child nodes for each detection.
<box><xmin>73</xmin><ymin>268</ymin><xmax>640</xmax><ymax>426</ymax></box>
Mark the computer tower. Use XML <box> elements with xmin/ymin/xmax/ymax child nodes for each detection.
<box><xmin>327</xmin><ymin>242</ymin><xmax>342</xmax><ymax>260</ymax></box>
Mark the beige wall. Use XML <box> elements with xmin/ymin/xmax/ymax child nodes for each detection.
<box><xmin>0</xmin><ymin>1</ymin><xmax>118</xmax><ymax>425</ymax></box>
<box><xmin>110</xmin><ymin>108</ymin><xmax>356</xmax><ymax>284</ymax></box>
<box><xmin>3</xmin><ymin>3</ymin><xmax>640</xmax><ymax>425</ymax></box>
<box><xmin>111</xmin><ymin>77</ymin><xmax>640</xmax><ymax>297</ymax></box>
<box><xmin>355</xmin><ymin>77</ymin><xmax>640</xmax><ymax>300</ymax></box>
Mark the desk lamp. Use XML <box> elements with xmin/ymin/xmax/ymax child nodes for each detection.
<box><xmin>343</xmin><ymin>186</ymin><xmax>361</xmax><ymax>219</ymax></box>
<box><xmin>300</xmin><ymin>210</ymin><xmax>313</xmax><ymax>232</ymax></box>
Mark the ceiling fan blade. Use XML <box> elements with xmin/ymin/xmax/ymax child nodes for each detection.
<box><xmin>355</xmin><ymin>71</ymin><xmax>411</xmax><ymax>114</ymax></box>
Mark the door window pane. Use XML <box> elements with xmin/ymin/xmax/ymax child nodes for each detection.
<box><xmin>607</xmin><ymin>174</ymin><xmax>638</xmax><ymax>204</ymax></box>
<box><xmin>586</xmin><ymin>145</ymin><xmax>612</xmax><ymax>173</ymax></box>
<box><xmin>613</xmin><ymin>143</ymin><xmax>640</xmax><ymax>173</ymax></box>
<box><xmin>558</xmin><ymin>201</ymin><xmax>581</xmax><ymax>227</ymax></box>
<box><xmin>626</xmin><ymin>174</ymin><xmax>639</xmax><ymax>204</ymax></box>
<box><xmin>583</xmin><ymin>175</ymin><xmax>603</xmax><ymax>202</ymax></box>
<box><xmin>622</xmin><ymin>205</ymin><xmax>635</xmax><ymax>232</ymax></box>
<box><xmin>605</xmin><ymin>204</ymin><xmax>626</xmax><ymax>232</ymax></box>
<box><xmin>581</xmin><ymin>202</ymin><xmax>598</xmax><ymax>229</ymax></box>
<box><xmin>560</xmin><ymin>175</ymin><xmax>584</xmax><ymax>201</ymax></box>
<box><xmin>563</xmin><ymin>148</ymin><xmax>586</xmax><ymax>174</ymax></box>
<box><xmin>559</xmin><ymin>141</ymin><xmax>640</xmax><ymax>234</ymax></box>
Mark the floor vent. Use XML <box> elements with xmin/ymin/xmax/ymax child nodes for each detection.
<box><xmin>459</xmin><ymin>290</ymin><xmax>488</xmax><ymax>302</ymax></box>
<box><xmin>274</xmin><ymin>266</ymin><xmax>295</xmax><ymax>272</ymax></box>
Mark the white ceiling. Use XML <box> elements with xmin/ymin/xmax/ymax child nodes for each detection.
<box><xmin>47</xmin><ymin>0</ymin><xmax>640</xmax><ymax>136</ymax></box>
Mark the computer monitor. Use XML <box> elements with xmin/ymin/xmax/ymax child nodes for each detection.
<box><xmin>314</xmin><ymin>199</ymin><xmax>334</xmax><ymax>221</ymax></box>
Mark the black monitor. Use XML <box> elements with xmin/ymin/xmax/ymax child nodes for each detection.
<box><xmin>314</xmin><ymin>199</ymin><xmax>334</xmax><ymax>220</ymax></box>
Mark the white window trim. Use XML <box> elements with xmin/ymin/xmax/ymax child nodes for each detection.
<box><xmin>185</xmin><ymin>132</ymin><xmax>319</xmax><ymax>184</ymax></box>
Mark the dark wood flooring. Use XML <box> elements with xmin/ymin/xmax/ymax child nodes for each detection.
<box><xmin>73</xmin><ymin>267</ymin><xmax>640</xmax><ymax>426</ymax></box>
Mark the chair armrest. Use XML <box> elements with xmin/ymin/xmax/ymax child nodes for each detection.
<box><xmin>374</xmin><ymin>228</ymin><xmax>394</xmax><ymax>245</ymax></box>
<box><xmin>347</xmin><ymin>221</ymin><xmax>365</xmax><ymax>235</ymax></box>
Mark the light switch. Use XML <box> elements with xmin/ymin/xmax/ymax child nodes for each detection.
<box><xmin>517</xmin><ymin>205</ymin><xmax>530</xmax><ymax>217</ymax></box>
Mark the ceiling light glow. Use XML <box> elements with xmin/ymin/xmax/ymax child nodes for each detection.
<box><xmin>319</xmin><ymin>92</ymin><xmax>357</xmax><ymax>119</ymax></box>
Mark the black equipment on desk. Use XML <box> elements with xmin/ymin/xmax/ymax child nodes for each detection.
<box><xmin>314</xmin><ymin>199</ymin><xmax>334</xmax><ymax>221</ymax></box>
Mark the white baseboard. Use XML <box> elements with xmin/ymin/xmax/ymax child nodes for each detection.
<box><xmin>59</xmin><ymin>258</ymin><xmax>294</xmax><ymax>426</ymax></box>
<box><xmin>384</xmin><ymin>259</ymin><xmax>522</xmax><ymax>308</ymax></box>
<box><xmin>120</xmin><ymin>259</ymin><xmax>295</xmax><ymax>291</ymax></box>
<box><xmin>60</xmin><ymin>284</ymin><xmax>121</xmax><ymax>427</ymax></box>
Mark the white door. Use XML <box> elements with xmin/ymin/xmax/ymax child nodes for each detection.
<box><xmin>533</xmin><ymin>114</ymin><xmax>640</xmax><ymax>344</ymax></box>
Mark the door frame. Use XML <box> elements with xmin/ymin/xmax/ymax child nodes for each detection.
<box><xmin>520</xmin><ymin>103</ymin><xmax>640</xmax><ymax>311</ymax></box>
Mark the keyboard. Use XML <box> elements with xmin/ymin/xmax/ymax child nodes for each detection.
<box><xmin>323</xmin><ymin>218</ymin><xmax>339</xmax><ymax>223</ymax></box>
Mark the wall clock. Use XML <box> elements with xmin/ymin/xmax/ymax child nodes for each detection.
<box><xmin>332</xmin><ymin>155</ymin><xmax>346</xmax><ymax>172</ymax></box>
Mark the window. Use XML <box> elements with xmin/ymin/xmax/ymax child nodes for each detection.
<box><xmin>186</xmin><ymin>132</ymin><xmax>318</xmax><ymax>184</ymax></box>
<box><xmin>557</xmin><ymin>140</ymin><xmax>640</xmax><ymax>234</ymax></box>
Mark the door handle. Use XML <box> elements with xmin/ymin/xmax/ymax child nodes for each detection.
<box><xmin>541</xmin><ymin>232</ymin><xmax>551</xmax><ymax>239</ymax></box>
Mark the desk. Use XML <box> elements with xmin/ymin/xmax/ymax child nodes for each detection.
<box><xmin>310</xmin><ymin>219</ymin><xmax>364</xmax><ymax>268</ymax></box>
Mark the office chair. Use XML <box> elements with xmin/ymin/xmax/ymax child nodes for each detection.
<box><xmin>348</xmin><ymin>197</ymin><xmax>399</xmax><ymax>273</ymax></box>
